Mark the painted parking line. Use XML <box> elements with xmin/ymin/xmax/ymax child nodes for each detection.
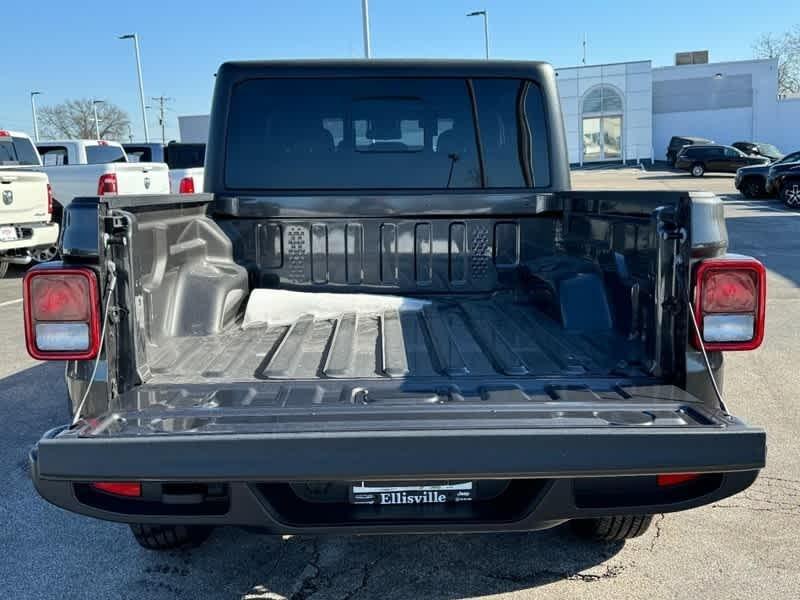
<box><xmin>0</xmin><ymin>298</ymin><xmax>22</xmax><ymax>307</ymax></box>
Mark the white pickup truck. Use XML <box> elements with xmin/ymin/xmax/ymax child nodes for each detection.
<box><xmin>123</xmin><ymin>141</ymin><xmax>205</xmax><ymax>194</ymax></box>
<box><xmin>35</xmin><ymin>139</ymin><xmax>169</xmax><ymax>220</ymax></box>
<box><xmin>0</xmin><ymin>131</ymin><xmax>59</xmax><ymax>277</ymax></box>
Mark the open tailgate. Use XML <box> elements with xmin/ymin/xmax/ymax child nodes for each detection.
<box><xmin>33</xmin><ymin>381</ymin><xmax>765</xmax><ymax>482</ymax></box>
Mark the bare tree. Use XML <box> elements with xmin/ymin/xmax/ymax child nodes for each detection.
<box><xmin>753</xmin><ymin>26</ymin><xmax>800</xmax><ymax>96</ymax></box>
<box><xmin>38</xmin><ymin>99</ymin><xmax>131</xmax><ymax>140</ymax></box>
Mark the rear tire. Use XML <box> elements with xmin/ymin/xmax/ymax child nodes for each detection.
<box><xmin>0</xmin><ymin>261</ymin><xmax>8</xmax><ymax>279</ymax></box>
<box><xmin>571</xmin><ymin>515</ymin><xmax>653</xmax><ymax>542</ymax></box>
<box><xmin>129</xmin><ymin>524</ymin><xmax>213</xmax><ymax>551</ymax></box>
<box><xmin>691</xmin><ymin>163</ymin><xmax>705</xmax><ymax>177</ymax></box>
<box><xmin>781</xmin><ymin>180</ymin><xmax>800</xmax><ymax>209</ymax></box>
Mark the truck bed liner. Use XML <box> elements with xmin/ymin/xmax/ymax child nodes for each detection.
<box><xmin>147</xmin><ymin>293</ymin><xmax>643</xmax><ymax>384</ymax></box>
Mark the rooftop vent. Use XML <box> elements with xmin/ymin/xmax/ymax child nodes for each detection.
<box><xmin>675</xmin><ymin>51</ymin><xmax>709</xmax><ymax>65</ymax></box>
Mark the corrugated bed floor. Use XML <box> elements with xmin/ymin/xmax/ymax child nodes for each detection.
<box><xmin>148</xmin><ymin>294</ymin><xmax>642</xmax><ymax>382</ymax></box>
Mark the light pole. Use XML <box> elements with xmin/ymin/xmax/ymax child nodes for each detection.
<box><xmin>361</xmin><ymin>0</ymin><xmax>371</xmax><ymax>58</ymax></box>
<box><xmin>467</xmin><ymin>10</ymin><xmax>489</xmax><ymax>59</ymax></box>
<box><xmin>30</xmin><ymin>91</ymin><xmax>42</xmax><ymax>142</ymax></box>
<box><xmin>118</xmin><ymin>33</ymin><xmax>150</xmax><ymax>142</ymax></box>
<box><xmin>92</xmin><ymin>100</ymin><xmax>104</xmax><ymax>139</ymax></box>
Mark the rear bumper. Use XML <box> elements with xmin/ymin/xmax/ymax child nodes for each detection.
<box><xmin>31</xmin><ymin>404</ymin><xmax>765</xmax><ymax>533</ymax></box>
<box><xmin>0</xmin><ymin>221</ymin><xmax>59</xmax><ymax>252</ymax></box>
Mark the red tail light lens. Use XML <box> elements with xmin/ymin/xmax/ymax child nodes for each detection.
<box><xmin>23</xmin><ymin>267</ymin><xmax>101</xmax><ymax>360</ymax></box>
<box><xmin>178</xmin><ymin>177</ymin><xmax>195</xmax><ymax>194</ymax></box>
<box><xmin>657</xmin><ymin>473</ymin><xmax>701</xmax><ymax>487</ymax></box>
<box><xmin>0</xmin><ymin>130</ymin><xmax>10</xmax><ymax>139</ymax></box>
<box><xmin>46</xmin><ymin>183</ymin><xmax>54</xmax><ymax>220</ymax></box>
<box><xmin>90</xmin><ymin>482</ymin><xmax>142</xmax><ymax>497</ymax></box>
<box><xmin>97</xmin><ymin>173</ymin><xmax>118</xmax><ymax>195</ymax></box>
<box><xmin>693</xmin><ymin>257</ymin><xmax>766</xmax><ymax>351</ymax></box>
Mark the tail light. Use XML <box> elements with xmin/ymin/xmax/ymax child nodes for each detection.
<box><xmin>97</xmin><ymin>140</ymin><xmax>109</xmax><ymax>146</ymax></box>
<box><xmin>0</xmin><ymin>130</ymin><xmax>10</xmax><ymax>139</ymax></box>
<box><xmin>46</xmin><ymin>183</ymin><xmax>54</xmax><ymax>221</ymax></box>
<box><xmin>90</xmin><ymin>482</ymin><xmax>142</xmax><ymax>497</ymax></box>
<box><xmin>693</xmin><ymin>257</ymin><xmax>766</xmax><ymax>351</ymax></box>
<box><xmin>23</xmin><ymin>267</ymin><xmax>101</xmax><ymax>360</ymax></box>
<box><xmin>97</xmin><ymin>173</ymin><xmax>118</xmax><ymax>195</ymax></box>
<box><xmin>178</xmin><ymin>177</ymin><xmax>195</xmax><ymax>194</ymax></box>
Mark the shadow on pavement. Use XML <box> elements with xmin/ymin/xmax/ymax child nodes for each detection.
<box><xmin>636</xmin><ymin>174</ymin><xmax>734</xmax><ymax>181</ymax></box>
<box><xmin>131</xmin><ymin>526</ymin><xmax>624</xmax><ymax>598</ymax></box>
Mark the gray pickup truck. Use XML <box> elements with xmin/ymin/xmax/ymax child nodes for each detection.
<box><xmin>27</xmin><ymin>60</ymin><xmax>766</xmax><ymax>552</ymax></box>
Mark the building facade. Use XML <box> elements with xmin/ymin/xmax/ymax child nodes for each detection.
<box><xmin>556</xmin><ymin>57</ymin><xmax>800</xmax><ymax>165</ymax></box>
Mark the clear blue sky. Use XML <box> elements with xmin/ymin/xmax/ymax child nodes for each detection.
<box><xmin>1</xmin><ymin>1</ymin><xmax>795</xmax><ymax>142</ymax></box>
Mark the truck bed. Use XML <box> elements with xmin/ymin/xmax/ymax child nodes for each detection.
<box><xmin>147</xmin><ymin>292</ymin><xmax>644</xmax><ymax>385</ymax></box>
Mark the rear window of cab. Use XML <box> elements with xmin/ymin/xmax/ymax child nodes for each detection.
<box><xmin>224</xmin><ymin>77</ymin><xmax>550</xmax><ymax>190</ymax></box>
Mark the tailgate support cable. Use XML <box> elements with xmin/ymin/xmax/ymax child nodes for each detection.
<box><xmin>71</xmin><ymin>261</ymin><xmax>118</xmax><ymax>426</ymax></box>
<box><xmin>686</xmin><ymin>284</ymin><xmax>729</xmax><ymax>414</ymax></box>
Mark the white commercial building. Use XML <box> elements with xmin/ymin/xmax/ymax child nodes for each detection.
<box><xmin>556</xmin><ymin>56</ymin><xmax>800</xmax><ymax>165</ymax></box>
<box><xmin>180</xmin><ymin>56</ymin><xmax>800</xmax><ymax>167</ymax></box>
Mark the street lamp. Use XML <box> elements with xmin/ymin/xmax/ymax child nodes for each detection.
<box><xmin>361</xmin><ymin>0</ymin><xmax>372</xmax><ymax>58</ymax></box>
<box><xmin>30</xmin><ymin>91</ymin><xmax>42</xmax><ymax>142</ymax></box>
<box><xmin>467</xmin><ymin>10</ymin><xmax>489</xmax><ymax>59</ymax></box>
<box><xmin>118</xmin><ymin>33</ymin><xmax>150</xmax><ymax>142</ymax></box>
<box><xmin>92</xmin><ymin>100</ymin><xmax>105</xmax><ymax>139</ymax></box>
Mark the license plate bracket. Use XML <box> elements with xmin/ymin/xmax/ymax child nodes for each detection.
<box><xmin>0</xmin><ymin>226</ymin><xmax>18</xmax><ymax>242</ymax></box>
<box><xmin>350</xmin><ymin>481</ymin><xmax>474</xmax><ymax>505</ymax></box>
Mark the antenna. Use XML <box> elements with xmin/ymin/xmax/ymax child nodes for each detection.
<box><xmin>582</xmin><ymin>33</ymin><xmax>587</xmax><ymax>65</ymax></box>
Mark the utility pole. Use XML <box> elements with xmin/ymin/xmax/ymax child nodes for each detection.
<box><xmin>361</xmin><ymin>0</ymin><xmax>371</xmax><ymax>58</ymax></box>
<box><xmin>92</xmin><ymin>99</ymin><xmax>105</xmax><ymax>139</ymax></box>
<box><xmin>30</xmin><ymin>91</ymin><xmax>42</xmax><ymax>142</ymax></box>
<box><xmin>151</xmin><ymin>96</ymin><xmax>173</xmax><ymax>144</ymax></box>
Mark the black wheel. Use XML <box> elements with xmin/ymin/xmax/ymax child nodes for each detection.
<box><xmin>741</xmin><ymin>178</ymin><xmax>765</xmax><ymax>199</ymax></box>
<box><xmin>129</xmin><ymin>524</ymin><xmax>213</xmax><ymax>551</ymax></box>
<box><xmin>690</xmin><ymin>163</ymin><xmax>705</xmax><ymax>177</ymax></box>
<box><xmin>570</xmin><ymin>515</ymin><xmax>653</xmax><ymax>542</ymax></box>
<box><xmin>781</xmin><ymin>180</ymin><xmax>800</xmax><ymax>209</ymax></box>
<box><xmin>0</xmin><ymin>261</ymin><xmax>8</xmax><ymax>279</ymax></box>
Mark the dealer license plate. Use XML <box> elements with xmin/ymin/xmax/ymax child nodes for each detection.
<box><xmin>350</xmin><ymin>482</ymin><xmax>474</xmax><ymax>505</ymax></box>
<box><xmin>0</xmin><ymin>226</ymin><xmax>18</xmax><ymax>242</ymax></box>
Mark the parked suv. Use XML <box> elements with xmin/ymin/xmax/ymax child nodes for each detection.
<box><xmin>675</xmin><ymin>144</ymin><xmax>769</xmax><ymax>177</ymax></box>
<box><xmin>666</xmin><ymin>136</ymin><xmax>711</xmax><ymax>166</ymax></box>
<box><xmin>732</xmin><ymin>141</ymin><xmax>783</xmax><ymax>161</ymax></box>
<box><xmin>736</xmin><ymin>150</ymin><xmax>800</xmax><ymax>198</ymax></box>
<box><xmin>766</xmin><ymin>158</ymin><xmax>800</xmax><ymax>207</ymax></box>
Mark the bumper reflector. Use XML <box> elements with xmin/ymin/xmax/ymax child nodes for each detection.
<box><xmin>90</xmin><ymin>482</ymin><xmax>142</xmax><ymax>497</ymax></box>
<box><xmin>657</xmin><ymin>473</ymin><xmax>701</xmax><ymax>487</ymax></box>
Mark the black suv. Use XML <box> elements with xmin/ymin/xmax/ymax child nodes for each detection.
<box><xmin>736</xmin><ymin>150</ymin><xmax>800</xmax><ymax>198</ymax></box>
<box><xmin>732</xmin><ymin>141</ymin><xmax>783</xmax><ymax>161</ymax></box>
<box><xmin>666</xmin><ymin>136</ymin><xmax>711</xmax><ymax>166</ymax></box>
<box><xmin>675</xmin><ymin>144</ymin><xmax>769</xmax><ymax>177</ymax></box>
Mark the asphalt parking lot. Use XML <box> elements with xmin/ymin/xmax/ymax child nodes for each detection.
<box><xmin>1</xmin><ymin>168</ymin><xmax>798</xmax><ymax>599</ymax></box>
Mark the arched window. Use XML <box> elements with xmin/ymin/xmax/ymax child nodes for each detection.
<box><xmin>581</xmin><ymin>85</ymin><xmax>624</xmax><ymax>162</ymax></box>
<box><xmin>582</xmin><ymin>85</ymin><xmax>623</xmax><ymax>114</ymax></box>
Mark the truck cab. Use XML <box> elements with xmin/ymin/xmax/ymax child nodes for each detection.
<box><xmin>26</xmin><ymin>61</ymin><xmax>766</xmax><ymax>552</ymax></box>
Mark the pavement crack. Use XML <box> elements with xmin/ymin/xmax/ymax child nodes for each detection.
<box><xmin>649</xmin><ymin>514</ymin><xmax>666</xmax><ymax>552</ymax></box>
<box><xmin>291</xmin><ymin>538</ymin><xmax>323</xmax><ymax>600</ymax></box>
